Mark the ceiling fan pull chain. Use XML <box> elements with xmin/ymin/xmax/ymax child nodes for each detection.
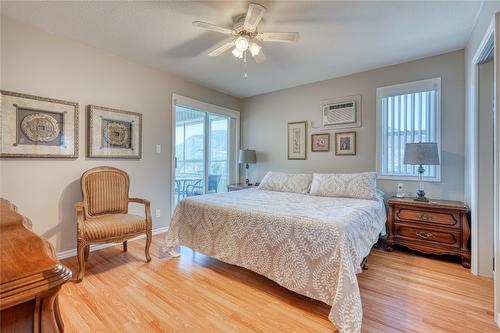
<box><xmin>243</xmin><ymin>51</ymin><xmax>248</xmax><ymax>78</ymax></box>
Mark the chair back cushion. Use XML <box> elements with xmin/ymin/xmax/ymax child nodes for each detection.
<box><xmin>81</xmin><ymin>166</ymin><xmax>130</xmax><ymax>217</ymax></box>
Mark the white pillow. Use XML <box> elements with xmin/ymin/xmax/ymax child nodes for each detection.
<box><xmin>309</xmin><ymin>172</ymin><xmax>378</xmax><ymax>200</ymax></box>
<box><xmin>258</xmin><ymin>171</ymin><xmax>312</xmax><ymax>194</ymax></box>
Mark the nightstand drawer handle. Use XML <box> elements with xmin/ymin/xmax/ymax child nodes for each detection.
<box><xmin>417</xmin><ymin>213</ymin><xmax>433</xmax><ymax>221</ymax></box>
<box><xmin>416</xmin><ymin>231</ymin><xmax>434</xmax><ymax>239</ymax></box>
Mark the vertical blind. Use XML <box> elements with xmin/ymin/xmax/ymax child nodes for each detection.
<box><xmin>378</xmin><ymin>78</ymin><xmax>440</xmax><ymax>179</ymax></box>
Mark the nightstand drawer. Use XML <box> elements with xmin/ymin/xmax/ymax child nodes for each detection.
<box><xmin>394</xmin><ymin>224</ymin><xmax>460</xmax><ymax>248</ymax></box>
<box><xmin>394</xmin><ymin>207</ymin><xmax>460</xmax><ymax>228</ymax></box>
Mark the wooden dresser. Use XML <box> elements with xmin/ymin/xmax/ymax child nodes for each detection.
<box><xmin>0</xmin><ymin>198</ymin><xmax>72</xmax><ymax>332</ymax></box>
<box><xmin>386</xmin><ymin>197</ymin><xmax>471</xmax><ymax>268</ymax></box>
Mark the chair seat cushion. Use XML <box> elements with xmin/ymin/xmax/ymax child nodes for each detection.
<box><xmin>84</xmin><ymin>214</ymin><xmax>146</xmax><ymax>241</ymax></box>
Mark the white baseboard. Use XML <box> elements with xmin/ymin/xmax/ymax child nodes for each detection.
<box><xmin>496</xmin><ymin>313</ymin><xmax>500</xmax><ymax>328</ymax></box>
<box><xmin>57</xmin><ymin>226</ymin><xmax>168</xmax><ymax>260</ymax></box>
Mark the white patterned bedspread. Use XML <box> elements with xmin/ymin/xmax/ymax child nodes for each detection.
<box><xmin>164</xmin><ymin>189</ymin><xmax>386</xmax><ymax>333</ymax></box>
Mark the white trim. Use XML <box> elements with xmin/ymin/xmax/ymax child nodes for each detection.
<box><xmin>170</xmin><ymin>94</ymin><xmax>240</xmax><ymax>216</ymax></box>
<box><xmin>377</xmin><ymin>78</ymin><xmax>442</xmax><ymax>98</ymax></box>
<box><xmin>56</xmin><ymin>226</ymin><xmax>169</xmax><ymax>260</ymax></box>
<box><xmin>494</xmin><ymin>12</ymin><xmax>500</xmax><ymax>328</ymax></box>
<box><xmin>171</xmin><ymin>96</ymin><xmax>177</xmax><ymax>216</ymax></box>
<box><xmin>376</xmin><ymin>77</ymin><xmax>442</xmax><ymax>182</ymax></box>
<box><xmin>376</xmin><ymin>175</ymin><xmax>442</xmax><ymax>182</ymax></box>
<box><xmin>172</xmin><ymin>94</ymin><xmax>240</xmax><ymax>119</ymax></box>
<box><xmin>470</xmin><ymin>17</ymin><xmax>495</xmax><ymax>277</ymax></box>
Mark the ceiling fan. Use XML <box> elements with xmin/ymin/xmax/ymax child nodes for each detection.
<box><xmin>192</xmin><ymin>3</ymin><xmax>299</xmax><ymax>66</ymax></box>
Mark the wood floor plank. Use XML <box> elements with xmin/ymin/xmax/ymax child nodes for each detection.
<box><xmin>60</xmin><ymin>234</ymin><xmax>497</xmax><ymax>332</ymax></box>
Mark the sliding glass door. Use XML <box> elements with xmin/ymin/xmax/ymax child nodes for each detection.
<box><xmin>174</xmin><ymin>106</ymin><xmax>231</xmax><ymax>207</ymax></box>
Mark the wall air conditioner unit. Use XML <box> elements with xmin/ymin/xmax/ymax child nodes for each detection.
<box><xmin>319</xmin><ymin>95</ymin><xmax>361</xmax><ymax>130</ymax></box>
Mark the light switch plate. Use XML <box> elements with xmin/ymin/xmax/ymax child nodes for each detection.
<box><xmin>156</xmin><ymin>144</ymin><xmax>161</xmax><ymax>153</ymax></box>
<box><xmin>155</xmin><ymin>209</ymin><xmax>161</xmax><ymax>218</ymax></box>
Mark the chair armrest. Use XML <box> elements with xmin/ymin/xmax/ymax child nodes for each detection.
<box><xmin>74</xmin><ymin>201</ymin><xmax>86</xmax><ymax>236</ymax></box>
<box><xmin>74</xmin><ymin>201</ymin><xmax>85</xmax><ymax>217</ymax></box>
<box><xmin>128</xmin><ymin>198</ymin><xmax>150</xmax><ymax>205</ymax></box>
<box><xmin>128</xmin><ymin>198</ymin><xmax>152</xmax><ymax>229</ymax></box>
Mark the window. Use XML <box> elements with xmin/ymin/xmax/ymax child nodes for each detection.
<box><xmin>377</xmin><ymin>78</ymin><xmax>441</xmax><ymax>180</ymax></box>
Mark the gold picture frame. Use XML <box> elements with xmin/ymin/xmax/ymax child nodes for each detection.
<box><xmin>335</xmin><ymin>131</ymin><xmax>356</xmax><ymax>155</ymax></box>
<box><xmin>87</xmin><ymin>105</ymin><xmax>142</xmax><ymax>159</ymax></box>
<box><xmin>0</xmin><ymin>90</ymin><xmax>79</xmax><ymax>158</ymax></box>
<box><xmin>311</xmin><ymin>133</ymin><xmax>330</xmax><ymax>152</ymax></box>
<box><xmin>287</xmin><ymin>121</ymin><xmax>307</xmax><ymax>160</ymax></box>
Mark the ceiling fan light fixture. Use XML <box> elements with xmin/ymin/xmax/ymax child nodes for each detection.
<box><xmin>249</xmin><ymin>42</ymin><xmax>261</xmax><ymax>56</ymax></box>
<box><xmin>232</xmin><ymin>47</ymin><xmax>243</xmax><ymax>58</ymax></box>
<box><xmin>235</xmin><ymin>36</ymin><xmax>249</xmax><ymax>52</ymax></box>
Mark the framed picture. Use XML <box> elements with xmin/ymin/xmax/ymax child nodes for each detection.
<box><xmin>0</xmin><ymin>90</ymin><xmax>79</xmax><ymax>158</ymax></box>
<box><xmin>87</xmin><ymin>105</ymin><xmax>142</xmax><ymax>159</ymax></box>
<box><xmin>287</xmin><ymin>121</ymin><xmax>307</xmax><ymax>160</ymax></box>
<box><xmin>335</xmin><ymin>131</ymin><xmax>356</xmax><ymax>155</ymax></box>
<box><xmin>311</xmin><ymin>133</ymin><xmax>330</xmax><ymax>152</ymax></box>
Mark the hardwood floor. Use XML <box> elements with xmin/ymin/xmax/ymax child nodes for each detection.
<box><xmin>60</xmin><ymin>234</ymin><xmax>496</xmax><ymax>332</ymax></box>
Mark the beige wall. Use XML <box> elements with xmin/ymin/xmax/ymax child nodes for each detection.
<box><xmin>0</xmin><ymin>16</ymin><xmax>240</xmax><ymax>253</ymax></box>
<box><xmin>241</xmin><ymin>50</ymin><xmax>465</xmax><ymax>201</ymax></box>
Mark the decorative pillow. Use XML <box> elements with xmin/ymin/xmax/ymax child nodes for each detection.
<box><xmin>309</xmin><ymin>172</ymin><xmax>378</xmax><ymax>200</ymax></box>
<box><xmin>258</xmin><ymin>171</ymin><xmax>312</xmax><ymax>194</ymax></box>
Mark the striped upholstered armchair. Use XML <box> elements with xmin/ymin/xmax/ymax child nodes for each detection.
<box><xmin>74</xmin><ymin>166</ymin><xmax>152</xmax><ymax>282</ymax></box>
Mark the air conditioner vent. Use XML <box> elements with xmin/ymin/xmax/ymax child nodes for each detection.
<box><xmin>323</xmin><ymin>101</ymin><xmax>356</xmax><ymax>126</ymax></box>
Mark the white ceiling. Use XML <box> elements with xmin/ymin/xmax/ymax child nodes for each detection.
<box><xmin>1</xmin><ymin>1</ymin><xmax>483</xmax><ymax>98</ymax></box>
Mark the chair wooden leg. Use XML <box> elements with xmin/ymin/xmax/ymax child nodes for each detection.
<box><xmin>145</xmin><ymin>230</ymin><xmax>152</xmax><ymax>262</ymax></box>
<box><xmin>123</xmin><ymin>241</ymin><xmax>127</xmax><ymax>252</ymax></box>
<box><xmin>76</xmin><ymin>241</ymin><xmax>86</xmax><ymax>282</ymax></box>
<box><xmin>84</xmin><ymin>245</ymin><xmax>90</xmax><ymax>261</ymax></box>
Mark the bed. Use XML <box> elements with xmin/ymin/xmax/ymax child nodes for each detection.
<box><xmin>163</xmin><ymin>187</ymin><xmax>386</xmax><ymax>333</ymax></box>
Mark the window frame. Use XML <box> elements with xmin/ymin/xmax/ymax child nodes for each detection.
<box><xmin>376</xmin><ymin>77</ymin><xmax>442</xmax><ymax>182</ymax></box>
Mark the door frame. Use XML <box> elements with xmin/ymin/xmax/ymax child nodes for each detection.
<box><xmin>495</xmin><ymin>13</ymin><xmax>500</xmax><ymax>326</ymax></box>
<box><xmin>170</xmin><ymin>94</ymin><xmax>240</xmax><ymax>215</ymax></box>
<box><xmin>470</xmin><ymin>16</ymin><xmax>495</xmax><ymax>277</ymax></box>
<box><xmin>469</xmin><ymin>13</ymin><xmax>500</xmax><ymax>326</ymax></box>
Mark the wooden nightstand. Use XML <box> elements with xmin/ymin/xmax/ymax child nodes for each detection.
<box><xmin>387</xmin><ymin>197</ymin><xmax>471</xmax><ymax>268</ymax></box>
<box><xmin>227</xmin><ymin>183</ymin><xmax>257</xmax><ymax>191</ymax></box>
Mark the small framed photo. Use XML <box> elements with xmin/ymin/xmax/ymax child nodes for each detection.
<box><xmin>87</xmin><ymin>105</ymin><xmax>142</xmax><ymax>159</ymax></box>
<box><xmin>0</xmin><ymin>90</ymin><xmax>79</xmax><ymax>158</ymax></box>
<box><xmin>335</xmin><ymin>131</ymin><xmax>356</xmax><ymax>155</ymax></box>
<box><xmin>287</xmin><ymin>121</ymin><xmax>307</xmax><ymax>160</ymax></box>
<box><xmin>311</xmin><ymin>133</ymin><xmax>330</xmax><ymax>152</ymax></box>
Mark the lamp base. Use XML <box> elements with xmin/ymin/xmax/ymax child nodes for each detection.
<box><xmin>245</xmin><ymin>163</ymin><xmax>250</xmax><ymax>185</ymax></box>
<box><xmin>414</xmin><ymin>189</ymin><xmax>428</xmax><ymax>202</ymax></box>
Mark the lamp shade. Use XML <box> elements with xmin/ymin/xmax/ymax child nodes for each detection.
<box><xmin>403</xmin><ymin>143</ymin><xmax>440</xmax><ymax>165</ymax></box>
<box><xmin>238</xmin><ymin>149</ymin><xmax>256</xmax><ymax>164</ymax></box>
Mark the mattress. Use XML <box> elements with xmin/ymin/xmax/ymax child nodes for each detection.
<box><xmin>163</xmin><ymin>188</ymin><xmax>387</xmax><ymax>333</ymax></box>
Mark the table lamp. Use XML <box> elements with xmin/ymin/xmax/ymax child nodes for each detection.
<box><xmin>403</xmin><ymin>142</ymin><xmax>440</xmax><ymax>202</ymax></box>
<box><xmin>238</xmin><ymin>149</ymin><xmax>256</xmax><ymax>185</ymax></box>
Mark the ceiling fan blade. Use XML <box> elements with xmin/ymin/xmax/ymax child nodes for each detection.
<box><xmin>260</xmin><ymin>32</ymin><xmax>299</xmax><ymax>43</ymax></box>
<box><xmin>243</xmin><ymin>3</ymin><xmax>266</xmax><ymax>32</ymax></box>
<box><xmin>192</xmin><ymin>21</ymin><xmax>234</xmax><ymax>35</ymax></box>
<box><xmin>207</xmin><ymin>37</ymin><xmax>235</xmax><ymax>56</ymax></box>
<box><xmin>253</xmin><ymin>50</ymin><xmax>266</xmax><ymax>63</ymax></box>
